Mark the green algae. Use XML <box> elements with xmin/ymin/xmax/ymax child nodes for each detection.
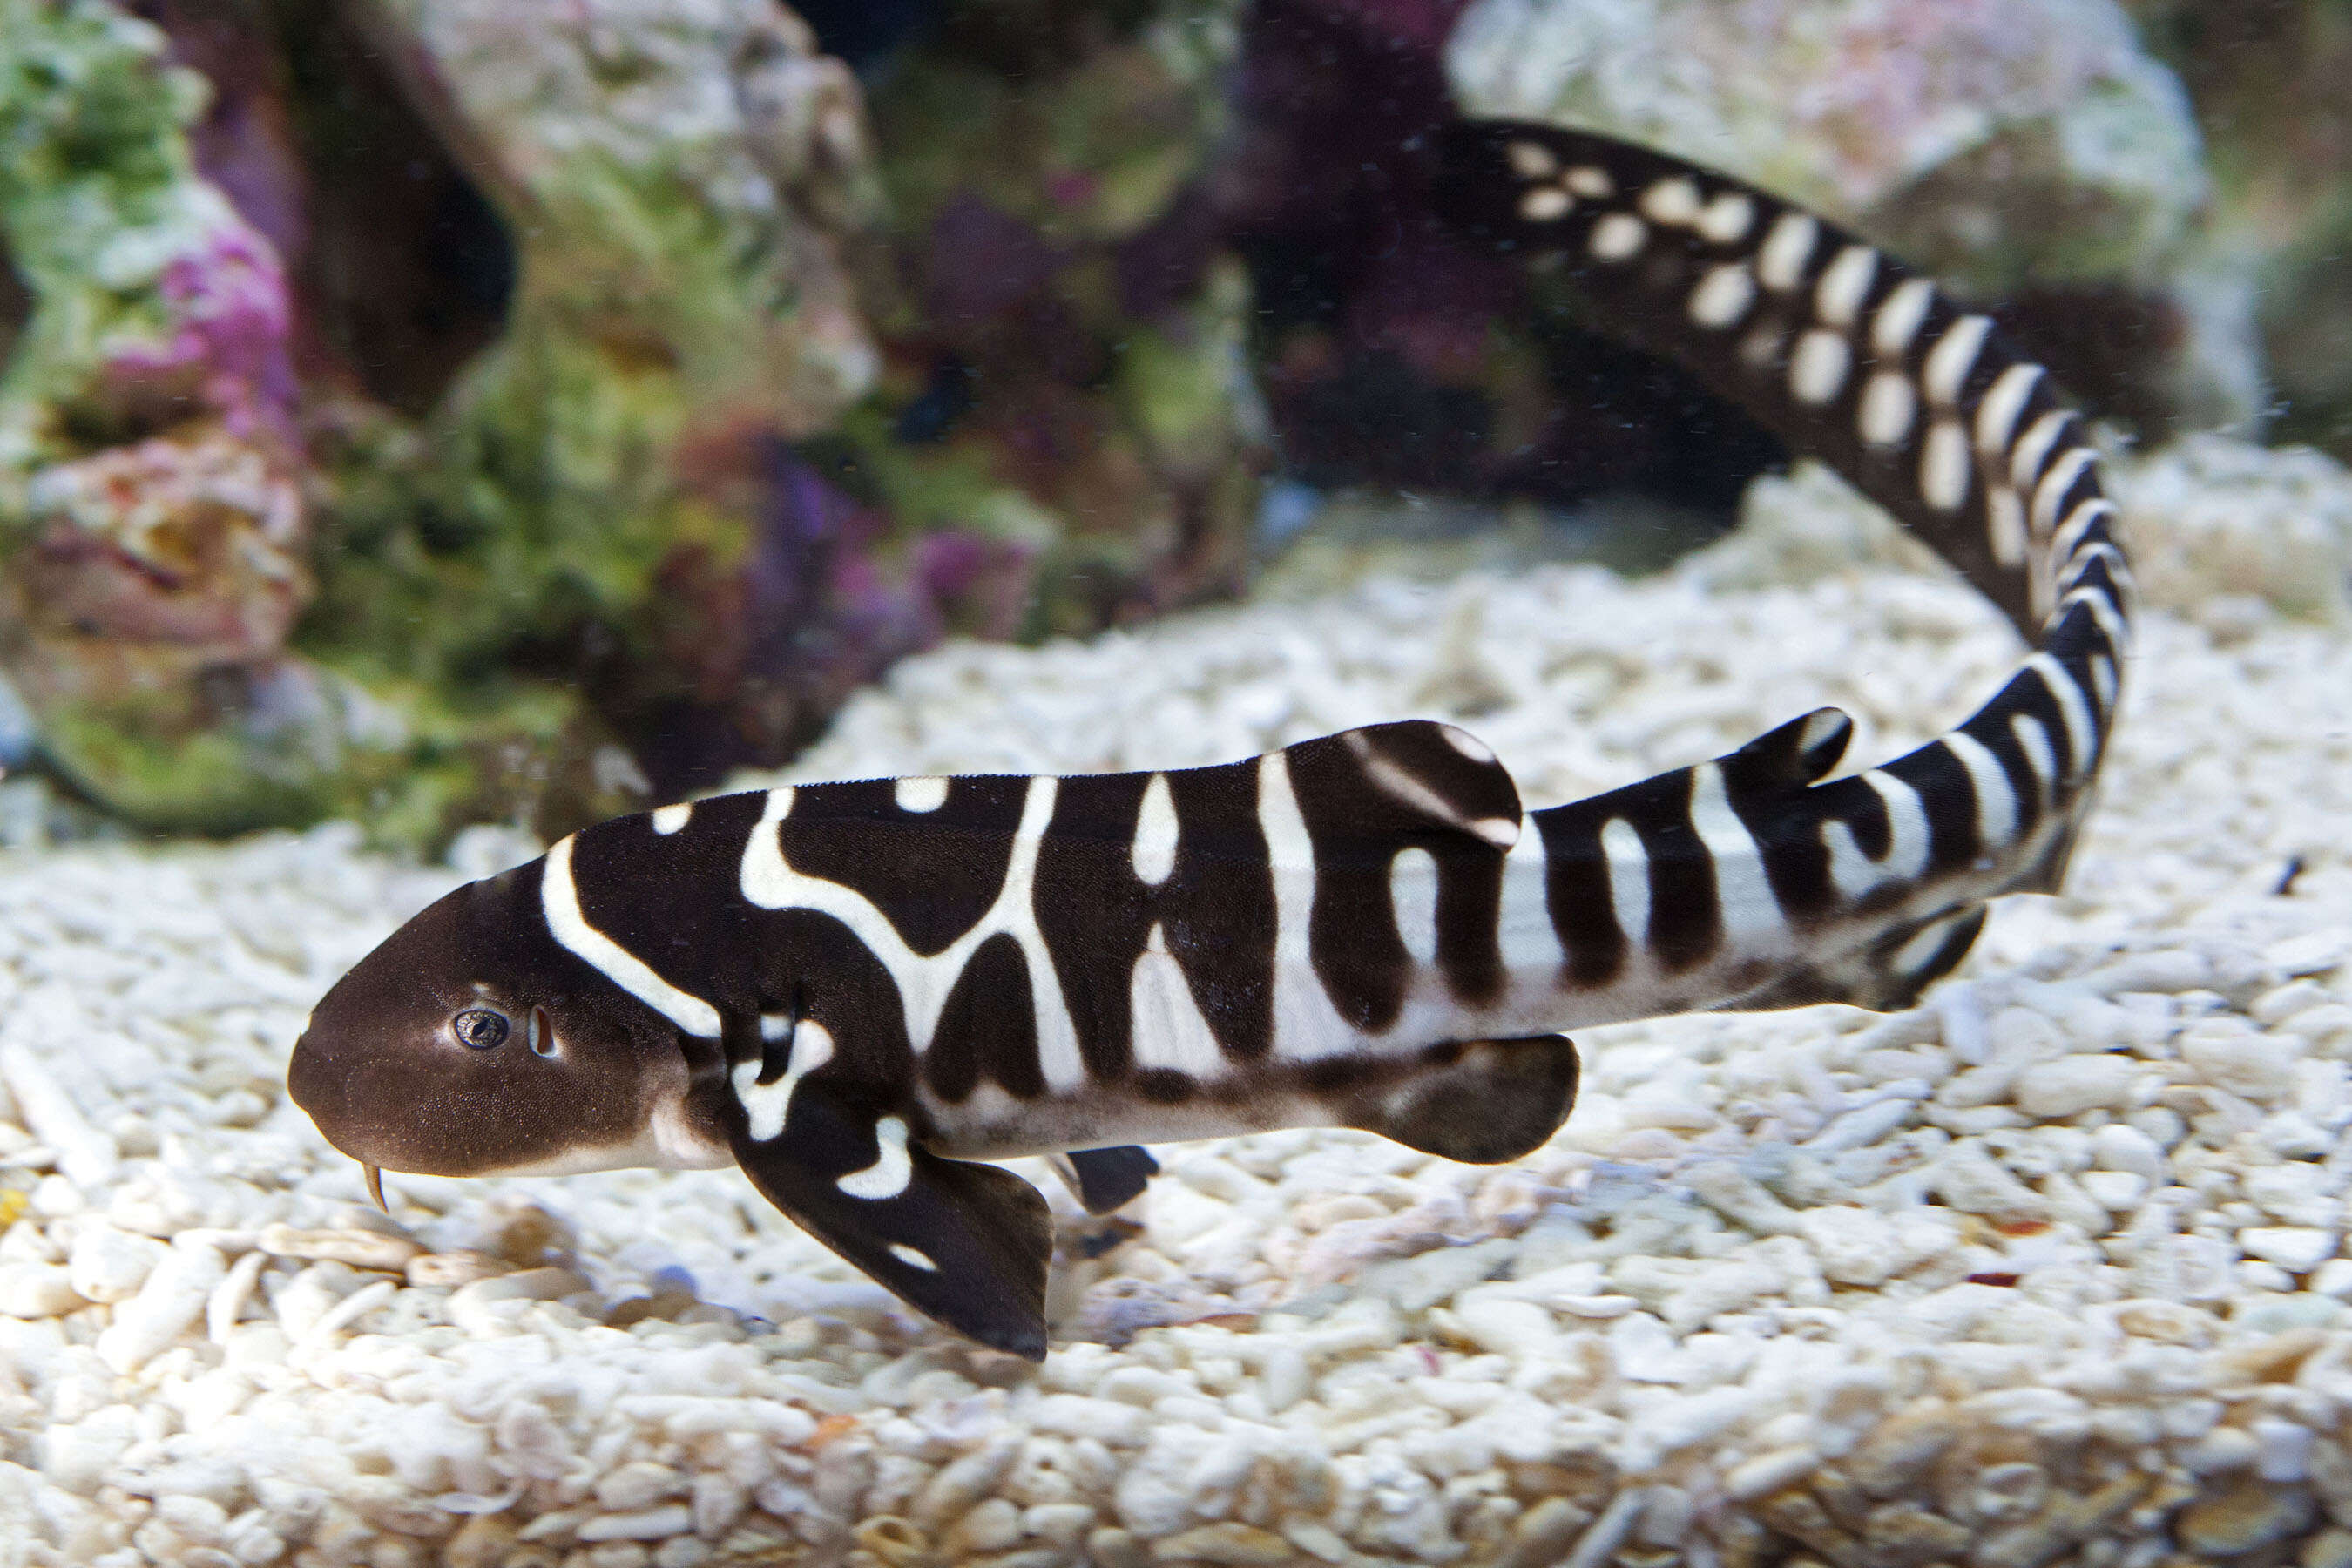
<box><xmin>1</xmin><ymin>0</ymin><xmax>1261</xmax><ymax>841</ymax></box>
<box><xmin>0</xmin><ymin>0</ymin><xmax>219</xmax><ymax>469</ymax></box>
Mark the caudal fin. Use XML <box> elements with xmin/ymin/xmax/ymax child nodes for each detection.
<box><xmin>1438</xmin><ymin>121</ymin><xmax>2133</xmax><ymax>1016</ymax></box>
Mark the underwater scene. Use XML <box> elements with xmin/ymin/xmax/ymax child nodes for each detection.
<box><xmin>2</xmin><ymin>0</ymin><xmax>2351</xmax><ymax>1563</ymax></box>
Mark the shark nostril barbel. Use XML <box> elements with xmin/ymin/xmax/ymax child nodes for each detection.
<box><xmin>288</xmin><ymin>120</ymin><xmax>2129</xmax><ymax>1361</ymax></box>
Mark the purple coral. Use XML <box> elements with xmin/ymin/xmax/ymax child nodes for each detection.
<box><xmin>105</xmin><ymin>220</ymin><xmax>300</xmax><ymax>444</ymax></box>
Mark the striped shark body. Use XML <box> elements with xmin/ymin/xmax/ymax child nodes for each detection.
<box><xmin>287</xmin><ymin>122</ymin><xmax>2133</xmax><ymax>1359</ymax></box>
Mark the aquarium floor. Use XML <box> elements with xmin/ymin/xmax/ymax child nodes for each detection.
<box><xmin>2</xmin><ymin>446</ymin><xmax>2350</xmax><ymax>1567</ymax></box>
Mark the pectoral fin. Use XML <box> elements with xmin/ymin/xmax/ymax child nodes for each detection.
<box><xmin>1051</xmin><ymin>1146</ymin><xmax>1160</xmax><ymax>1214</ymax></box>
<box><xmin>727</xmin><ymin>1087</ymin><xmax>1053</xmax><ymax>1359</ymax></box>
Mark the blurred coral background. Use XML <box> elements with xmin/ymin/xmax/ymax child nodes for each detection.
<box><xmin>0</xmin><ymin>0</ymin><xmax>2343</xmax><ymax>843</ymax></box>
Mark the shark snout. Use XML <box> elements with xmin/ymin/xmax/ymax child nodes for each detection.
<box><xmin>286</xmin><ymin>1031</ymin><xmax>357</xmax><ymax>1149</ymax></box>
<box><xmin>286</xmin><ymin>1025</ymin><xmax>414</xmax><ymax>1172</ymax></box>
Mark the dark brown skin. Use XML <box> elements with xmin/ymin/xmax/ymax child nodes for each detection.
<box><xmin>288</xmin><ymin>859</ymin><xmax>698</xmax><ymax>1180</ymax></box>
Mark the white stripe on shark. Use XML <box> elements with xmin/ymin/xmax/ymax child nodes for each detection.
<box><xmin>1129</xmin><ymin>923</ymin><xmax>1230</xmax><ymax>1079</ymax></box>
<box><xmin>1822</xmin><ymin>770</ymin><xmax>1931</xmax><ymax>902</ymax></box>
<box><xmin>1389</xmin><ymin>847</ymin><xmax>1440</xmax><ymax>966</ymax></box>
<box><xmin>2024</xmin><ymin>653</ymin><xmax>2097</xmax><ymax>779</ymax></box>
<box><xmin>1259</xmin><ymin>754</ymin><xmax>1369</xmax><ymax>1060</ymax></box>
<box><xmin>1688</xmin><ymin>762</ymin><xmax>1782</xmax><ymax>943</ymax></box>
<box><xmin>1600</xmin><ymin>818</ymin><xmax>1649</xmax><ymax>952</ymax></box>
<box><xmin>1938</xmin><ymin>733</ymin><xmax>2017</xmax><ymax>854</ymax></box>
<box><xmin>740</xmin><ymin>781</ymin><xmax>1089</xmax><ymax>1093</ymax></box>
<box><xmin>838</xmin><ymin>1116</ymin><xmax>915</xmax><ymax>1199</ymax></box>
<box><xmin>543</xmin><ymin>834</ymin><xmax>723</xmax><ymax>1037</ymax></box>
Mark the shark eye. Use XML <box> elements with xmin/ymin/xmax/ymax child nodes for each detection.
<box><xmin>452</xmin><ymin>1008</ymin><xmax>510</xmax><ymax>1050</ymax></box>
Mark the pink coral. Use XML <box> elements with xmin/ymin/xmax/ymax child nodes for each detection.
<box><xmin>18</xmin><ymin>431</ymin><xmax>304</xmax><ymax>660</ymax></box>
<box><xmin>105</xmin><ymin>220</ymin><xmax>298</xmax><ymax>442</ymax></box>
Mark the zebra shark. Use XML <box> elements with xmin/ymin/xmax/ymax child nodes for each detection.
<box><xmin>288</xmin><ymin>121</ymin><xmax>2134</xmax><ymax>1359</ymax></box>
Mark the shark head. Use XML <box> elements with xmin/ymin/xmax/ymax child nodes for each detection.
<box><xmin>288</xmin><ymin>857</ymin><xmax>713</xmax><ymax>1192</ymax></box>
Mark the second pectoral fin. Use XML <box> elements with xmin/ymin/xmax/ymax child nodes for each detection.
<box><xmin>1051</xmin><ymin>1146</ymin><xmax>1160</xmax><ymax>1214</ymax></box>
<box><xmin>727</xmin><ymin>1088</ymin><xmax>1054</xmax><ymax>1360</ymax></box>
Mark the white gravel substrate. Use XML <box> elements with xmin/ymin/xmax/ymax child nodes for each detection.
<box><xmin>1</xmin><ymin>437</ymin><xmax>2349</xmax><ymax>1568</ymax></box>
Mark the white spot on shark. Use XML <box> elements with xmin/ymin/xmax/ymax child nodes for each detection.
<box><xmin>1590</xmin><ymin>213</ymin><xmax>1646</xmax><ymax>260</ymax></box>
<box><xmin>2025</xmin><ymin>653</ymin><xmax>2098</xmax><ymax>778</ymax></box>
<box><xmin>1757</xmin><ymin>212</ymin><xmax>1817</xmax><ymax>290</ymax></box>
<box><xmin>1923</xmin><ymin>314</ymin><xmax>1991</xmax><ymax>405</ymax></box>
<box><xmin>1799</xmin><ymin>709</ymin><xmax>1850</xmax><ymax>759</ymax></box>
<box><xmin>1495</xmin><ymin>817</ymin><xmax>1555</xmax><ymax>975</ymax></box>
<box><xmin>1132</xmin><ymin>774</ymin><xmax>1179</xmax><ymax>886</ymax></box>
<box><xmin>1519</xmin><ymin>186</ymin><xmax>1572</xmax><ymax>222</ymax></box>
<box><xmin>2064</xmin><ymin>585</ymin><xmax>2132</xmax><ymax>660</ymax></box>
<box><xmin>2010</xmin><ymin>713</ymin><xmax>2057</xmax><ymax>794</ymax></box>
<box><xmin>1349</xmin><ymin>731</ymin><xmax>1519</xmax><ymax>848</ymax></box>
<box><xmin>1895</xmin><ymin>910</ymin><xmax>1970</xmax><ymax>976</ymax></box>
<box><xmin>2009</xmin><ymin>410</ymin><xmax>2070</xmax><ymax>491</ymax></box>
<box><xmin>732</xmin><ymin>1019</ymin><xmax>835</xmax><ymax>1144</ymax></box>
<box><xmin>1940</xmin><ymin>733</ymin><xmax>2017</xmax><ymax>852</ymax></box>
<box><xmin>1822</xmin><ymin>770</ymin><xmax>1931</xmax><ymax>901</ymax></box>
<box><xmin>895</xmin><ymin>776</ymin><xmax>949</xmax><ymax>813</ymax></box>
<box><xmin>1639</xmin><ymin>176</ymin><xmax>1701</xmax><ymax>225</ymax></box>
<box><xmin>889</xmin><ymin>1243</ymin><xmax>938</xmax><ymax>1272</ymax></box>
<box><xmin>1858</xmin><ymin>371</ymin><xmax>1915</xmax><ymax>446</ymax></box>
<box><xmin>1813</xmin><ymin>245</ymin><xmax>1876</xmax><ymax>328</ymax></box>
<box><xmin>1987</xmin><ymin>487</ymin><xmax>2028</xmax><ymax>567</ymax></box>
<box><xmin>2031</xmin><ymin>448</ymin><xmax>2097</xmax><ymax>537</ymax></box>
<box><xmin>2053</xmin><ymin>498</ymin><xmax>2117</xmax><ymax>562</ymax></box>
<box><xmin>1696</xmin><ymin>191</ymin><xmax>1754</xmax><ymax>243</ymax></box>
<box><xmin>1920</xmin><ymin>419</ymin><xmax>1970</xmax><ymax>510</ymax></box>
<box><xmin>1790</xmin><ymin>329</ymin><xmax>1849</xmax><ymax>404</ymax></box>
<box><xmin>1442</xmin><ymin>726</ymin><xmax>1496</xmax><ymax>763</ymax></box>
<box><xmin>838</xmin><ymin>1116</ymin><xmax>915</xmax><ymax>1200</ymax></box>
<box><xmin>651</xmin><ymin>803</ymin><xmax>692</xmax><ymax>835</ymax></box>
<box><xmin>1260</xmin><ymin>754</ymin><xmax>1362</xmax><ymax>1062</ymax></box>
<box><xmin>1869</xmin><ymin>278</ymin><xmax>1934</xmax><ymax>356</ymax></box>
<box><xmin>1506</xmin><ymin>139</ymin><xmax>1559</xmax><ymax>179</ymax></box>
<box><xmin>2089</xmin><ymin>653</ymin><xmax>2119</xmax><ymax>713</ymax></box>
<box><xmin>1975</xmin><ymin>363</ymin><xmax>2042</xmax><ymax>455</ymax></box>
<box><xmin>1690</xmin><ymin>263</ymin><xmax>1755</xmax><ymax>328</ymax></box>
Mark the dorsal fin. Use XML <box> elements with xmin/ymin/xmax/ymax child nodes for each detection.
<box><xmin>1280</xmin><ymin>720</ymin><xmax>1523</xmax><ymax>853</ymax></box>
<box><xmin>1279</xmin><ymin>721</ymin><xmax>1525</xmax><ymax>1030</ymax></box>
<box><xmin>1726</xmin><ymin>707</ymin><xmax>1855</xmax><ymax>793</ymax></box>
